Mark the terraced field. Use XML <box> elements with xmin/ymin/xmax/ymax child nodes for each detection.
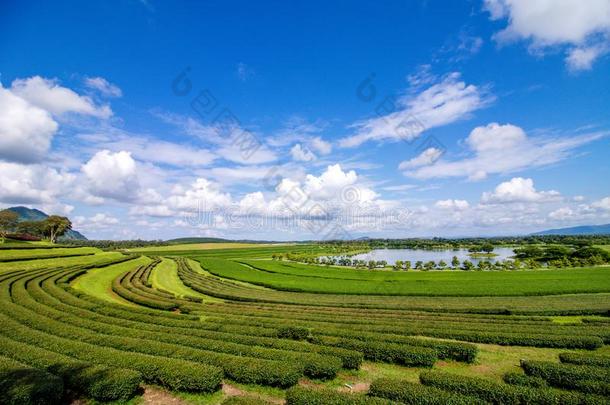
<box><xmin>1</xmin><ymin>243</ymin><xmax>609</xmax><ymax>404</ymax></box>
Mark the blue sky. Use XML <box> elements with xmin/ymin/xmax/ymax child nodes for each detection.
<box><xmin>1</xmin><ymin>0</ymin><xmax>609</xmax><ymax>240</ymax></box>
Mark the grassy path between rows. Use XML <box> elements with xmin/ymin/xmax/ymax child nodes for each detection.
<box><xmin>150</xmin><ymin>258</ymin><xmax>219</xmax><ymax>301</ymax></box>
<box><xmin>72</xmin><ymin>255</ymin><xmax>151</xmax><ymax>306</ymax></box>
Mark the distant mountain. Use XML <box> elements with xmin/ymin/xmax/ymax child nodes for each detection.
<box><xmin>532</xmin><ymin>223</ymin><xmax>610</xmax><ymax>236</ymax></box>
<box><xmin>7</xmin><ymin>206</ymin><xmax>87</xmax><ymax>240</ymax></box>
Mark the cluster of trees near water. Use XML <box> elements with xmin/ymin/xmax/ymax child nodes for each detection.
<box><xmin>0</xmin><ymin>210</ymin><xmax>72</xmax><ymax>243</ymax></box>
<box><xmin>279</xmin><ymin>240</ymin><xmax>610</xmax><ymax>270</ymax></box>
<box><xmin>319</xmin><ymin>235</ymin><xmax>610</xmax><ymax>250</ymax></box>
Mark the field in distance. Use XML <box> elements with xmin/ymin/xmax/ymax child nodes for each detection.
<box><xmin>129</xmin><ymin>242</ymin><xmax>288</xmax><ymax>252</ymax></box>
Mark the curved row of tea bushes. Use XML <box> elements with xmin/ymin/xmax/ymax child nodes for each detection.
<box><xmin>285</xmin><ymin>386</ymin><xmax>394</xmax><ymax>405</ymax></box>
<box><xmin>113</xmin><ymin>266</ymin><xmax>180</xmax><ymax>311</ymax></box>
<box><xmin>203</xmin><ymin>311</ymin><xmax>605</xmax><ymax>350</ymax></box>
<box><xmin>36</xmin><ymin>265</ymin><xmax>346</xmax><ymax>380</ymax></box>
<box><xmin>201</xmin><ymin>302</ymin><xmax>610</xmax><ymax>343</ymax></box>
<box><xmin>502</xmin><ymin>371</ymin><xmax>547</xmax><ymax>388</ymax></box>
<box><xmin>188</xmin><ymin>257</ymin><xmax>610</xmax><ymax>315</ymax></box>
<box><xmin>521</xmin><ymin>360</ymin><xmax>610</xmax><ymax>396</ymax></box>
<box><xmin>314</xmin><ymin>336</ymin><xmax>437</xmax><ymax>367</ymax></box>
<box><xmin>0</xmin><ymin>355</ymin><xmax>64</xmax><ymax>405</ymax></box>
<box><xmin>311</xmin><ymin>331</ymin><xmax>477</xmax><ymax>363</ymax></box>
<box><xmin>419</xmin><ymin>370</ymin><xmax>607</xmax><ymax>404</ymax></box>
<box><xmin>5</xmin><ymin>270</ymin><xmax>304</xmax><ymax>387</ymax></box>
<box><xmin>0</xmin><ymin>265</ymin><xmax>223</xmax><ymax>393</ymax></box>
<box><xmin>0</xmin><ymin>304</ymin><xmax>222</xmax><ymax>392</ymax></box>
<box><xmin>559</xmin><ymin>352</ymin><xmax>610</xmax><ymax>368</ymax></box>
<box><xmin>369</xmin><ymin>377</ymin><xmax>485</xmax><ymax>404</ymax></box>
<box><xmin>39</xmin><ymin>272</ymin><xmax>364</xmax><ymax>371</ymax></box>
<box><xmin>180</xmin><ymin>261</ymin><xmax>608</xmax><ymax>349</ymax></box>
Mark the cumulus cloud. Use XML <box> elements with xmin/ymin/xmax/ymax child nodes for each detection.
<box><xmin>0</xmin><ymin>162</ymin><xmax>74</xmax><ymax>204</ymax></box>
<box><xmin>398</xmin><ymin>147</ymin><xmax>443</xmax><ymax>170</ymax></box>
<box><xmin>84</xmin><ymin>77</ymin><xmax>122</xmax><ymax>97</ymax></box>
<box><xmin>11</xmin><ymin>76</ymin><xmax>112</xmax><ymax>118</ymax></box>
<box><xmin>82</xmin><ymin>150</ymin><xmax>139</xmax><ymax>202</ymax></box>
<box><xmin>339</xmin><ymin>72</ymin><xmax>492</xmax><ymax>148</ymax></box>
<box><xmin>403</xmin><ymin>123</ymin><xmax>606</xmax><ymax>180</ymax></box>
<box><xmin>0</xmin><ymin>85</ymin><xmax>58</xmax><ymax>163</ymax></box>
<box><xmin>481</xmin><ymin>177</ymin><xmax>561</xmax><ymax>204</ymax></box>
<box><xmin>485</xmin><ymin>0</ymin><xmax>610</xmax><ymax>71</ymax></box>
<box><xmin>290</xmin><ymin>144</ymin><xmax>316</xmax><ymax>162</ymax></box>
<box><xmin>435</xmin><ymin>199</ymin><xmax>470</xmax><ymax>210</ymax></box>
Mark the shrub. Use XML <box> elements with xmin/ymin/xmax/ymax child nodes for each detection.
<box><xmin>277</xmin><ymin>326</ymin><xmax>310</xmax><ymax>340</ymax></box>
<box><xmin>369</xmin><ymin>377</ymin><xmax>484</xmax><ymax>404</ymax></box>
<box><xmin>503</xmin><ymin>371</ymin><xmax>547</xmax><ymax>388</ymax></box>
<box><xmin>285</xmin><ymin>385</ymin><xmax>392</xmax><ymax>404</ymax></box>
<box><xmin>559</xmin><ymin>352</ymin><xmax>610</xmax><ymax>368</ymax></box>
<box><xmin>329</xmin><ymin>339</ymin><xmax>437</xmax><ymax>367</ymax></box>
<box><xmin>521</xmin><ymin>359</ymin><xmax>610</xmax><ymax>396</ymax></box>
<box><xmin>420</xmin><ymin>370</ymin><xmax>602</xmax><ymax>404</ymax></box>
<box><xmin>61</xmin><ymin>364</ymin><xmax>142</xmax><ymax>402</ymax></box>
<box><xmin>0</xmin><ymin>356</ymin><xmax>64</xmax><ymax>405</ymax></box>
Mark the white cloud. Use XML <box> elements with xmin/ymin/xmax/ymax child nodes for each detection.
<box><xmin>565</xmin><ymin>44</ymin><xmax>609</xmax><ymax>71</ymax></box>
<box><xmin>11</xmin><ymin>76</ymin><xmax>112</xmax><ymax>118</ymax></box>
<box><xmin>398</xmin><ymin>147</ymin><xmax>443</xmax><ymax>170</ymax></box>
<box><xmin>339</xmin><ymin>72</ymin><xmax>492</xmax><ymax>148</ymax></box>
<box><xmin>592</xmin><ymin>196</ymin><xmax>610</xmax><ymax>210</ymax></box>
<box><xmin>466</xmin><ymin>122</ymin><xmax>526</xmax><ymax>152</ymax></box>
<box><xmin>216</xmin><ymin>141</ymin><xmax>277</xmax><ymax>165</ymax></box>
<box><xmin>84</xmin><ymin>77</ymin><xmax>123</xmax><ymax>97</ymax></box>
<box><xmin>548</xmin><ymin>207</ymin><xmax>575</xmax><ymax>220</ymax></box>
<box><xmin>0</xmin><ymin>85</ymin><xmax>58</xmax><ymax>163</ymax></box>
<box><xmin>481</xmin><ymin>177</ymin><xmax>561</xmax><ymax>204</ymax></box>
<box><xmin>310</xmin><ymin>137</ymin><xmax>332</xmax><ymax>155</ymax></box>
<box><xmin>80</xmin><ymin>132</ymin><xmax>217</xmax><ymax>168</ymax></box>
<box><xmin>435</xmin><ymin>199</ymin><xmax>470</xmax><ymax>210</ymax></box>
<box><xmin>290</xmin><ymin>144</ymin><xmax>316</xmax><ymax>162</ymax></box>
<box><xmin>82</xmin><ymin>150</ymin><xmax>139</xmax><ymax>202</ymax></box>
<box><xmin>74</xmin><ymin>213</ymin><xmax>120</xmax><ymax>229</ymax></box>
<box><xmin>404</xmin><ymin>123</ymin><xmax>606</xmax><ymax>180</ymax></box>
<box><xmin>0</xmin><ymin>162</ymin><xmax>74</xmax><ymax>204</ymax></box>
<box><xmin>167</xmin><ymin>178</ymin><xmax>232</xmax><ymax>211</ymax></box>
<box><xmin>485</xmin><ymin>0</ymin><xmax>610</xmax><ymax>70</ymax></box>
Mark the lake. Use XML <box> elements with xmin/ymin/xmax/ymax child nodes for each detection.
<box><xmin>332</xmin><ymin>247</ymin><xmax>515</xmax><ymax>265</ymax></box>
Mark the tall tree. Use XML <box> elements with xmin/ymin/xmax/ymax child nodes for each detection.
<box><xmin>0</xmin><ymin>210</ymin><xmax>19</xmax><ymax>240</ymax></box>
<box><xmin>42</xmin><ymin>216</ymin><xmax>72</xmax><ymax>243</ymax></box>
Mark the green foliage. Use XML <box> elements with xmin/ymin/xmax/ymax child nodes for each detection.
<box><xmin>503</xmin><ymin>371</ymin><xmax>547</xmax><ymax>388</ymax></box>
<box><xmin>420</xmin><ymin>370</ymin><xmax>604</xmax><ymax>404</ymax></box>
<box><xmin>285</xmin><ymin>385</ymin><xmax>393</xmax><ymax>405</ymax></box>
<box><xmin>559</xmin><ymin>352</ymin><xmax>610</xmax><ymax>368</ymax></box>
<box><xmin>277</xmin><ymin>326</ymin><xmax>310</xmax><ymax>341</ymax></box>
<box><xmin>0</xmin><ymin>356</ymin><xmax>64</xmax><ymax>405</ymax></box>
<box><xmin>369</xmin><ymin>377</ymin><xmax>483</xmax><ymax>404</ymax></box>
<box><xmin>521</xmin><ymin>359</ymin><xmax>610</xmax><ymax>396</ymax></box>
<box><xmin>0</xmin><ymin>209</ymin><xmax>19</xmax><ymax>239</ymax></box>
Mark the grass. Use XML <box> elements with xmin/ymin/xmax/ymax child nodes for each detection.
<box><xmin>150</xmin><ymin>258</ymin><xmax>221</xmax><ymax>302</ymax></box>
<box><xmin>201</xmin><ymin>258</ymin><xmax>610</xmax><ymax>297</ymax></box>
<box><xmin>71</xmin><ymin>255</ymin><xmax>151</xmax><ymax>306</ymax></box>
